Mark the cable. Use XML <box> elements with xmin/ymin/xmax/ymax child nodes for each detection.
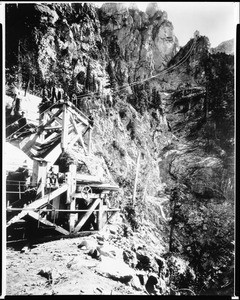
<box><xmin>6</xmin><ymin>38</ymin><xmax>197</xmax><ymax>141</ymax></box>
<box><xmin>6</xmin><ymin>117</ymin><xmax>25</xmax><ymax>129</ymax></box>
<box><xmin>73</xmin><ymin>38</ymin><xmax>197</xmax><ymax>100</ymax></box>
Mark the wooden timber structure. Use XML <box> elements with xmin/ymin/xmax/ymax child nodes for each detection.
<box><xmin>6</xmin><ymin>99</ymin><xmax>119</xmax><ymax>241</ymax></box>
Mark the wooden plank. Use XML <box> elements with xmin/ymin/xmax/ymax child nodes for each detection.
<box><xmin>76</xmin><ymin>174</ymin><xmax>102</xmax><ymax>183</ymax></box>
<box><xmin>21</xmin><ymin>134</ymin><xmax>40</xmax><ymax>157</ymax></box>
<box><xmin>72</xmin><ymin>192</ymin><xmax>100</xmax><ymax>199</ymax></box>
<box><xmin>73</xmin><ymin>198</ymin><xmax>101</xmax><ymax>233</ymax></box>
<box><xmin>27</xmin><ymin>211</ymin><xmax>69</xmax><ymax>235</ymax></box>
<box><xmin>7</xmin><ymin>184</ymin><xmax>68</xmax><ymax>227</ymax></box>
<box><xmin>80</xmin><ymin>183</ymin><xmax>119</xmax><ymax>191</ymax></box>
<box><xmin>43</xmin><ymin>142</ymin><xmax>62</xmax><ymax>164</ymax></box>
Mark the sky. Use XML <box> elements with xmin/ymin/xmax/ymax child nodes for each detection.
<box><xmin>96</xmin><ymin>2</ymin><xmax>238</xmax><ymax>48</ymax></box>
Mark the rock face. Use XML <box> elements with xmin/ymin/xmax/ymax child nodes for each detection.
<box><xmin>6</xmin><ymin>3</ymin><xmax>178</xmax><ymax>94</ymax></box>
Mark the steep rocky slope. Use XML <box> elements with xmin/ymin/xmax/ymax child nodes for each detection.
<box><xmin>5</xmin><ymin>2</ymin><xmax>234</xmax><ymax>296</ymax></box>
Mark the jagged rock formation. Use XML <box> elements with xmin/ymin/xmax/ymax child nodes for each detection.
<box><xmin>6</xmin><ymin>3</ymin><xmax>178</xmax><ymax>95</ymax></box>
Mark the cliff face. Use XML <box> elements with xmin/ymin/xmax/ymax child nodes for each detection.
<box><xmin>6</xmin><ymin>3</ymin><xmax>179</xmax><ymax>94</ymax></box>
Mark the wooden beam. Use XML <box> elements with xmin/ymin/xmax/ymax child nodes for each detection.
<box><xmin>72</xmin><ymin>192</ymin><xmax>100</xmax><ymax>199</ymax></box>
<box><xmin>54</xmin><ymin>116</ymin><xmax>63</xmax><ymax>125</ymax></box>
<box><xmin>21</xmin><ymin>134</ymin><xmax>40</xmax><ymax>157</ymax></box>
<box><xmin>36</xmin><ymin>161</ymin><xmax>47</xmax><ymax>198</ymax></box>
<box><xmin>20</xmin><ymin>109</ymin><xmax>62</xmax><ymax>155</ymax></box>
<box><xmin>98</xmin><ymin>198</ymin><xmax>103</xmax><ymax>230</ymax></box>
<box><xmin>7</xmin><ymin>184</ymin><xmax>68</xmax><ymax>227</ymax></box>
<box><xmin>61</xmin><ymin>103</ymin><xmax>69</xmax><ymax>151</ymax></box>
<box><xmin>88</xmin><ymin>128</ymin><xmax>92</xmax><ymax>154</ymax></box>
<box><xmin>68</xmin><ymin>105</ymin><xmax>89</xmax><ymax>126</ymax></box>
<box><xmin>44</xmin><ymin>126</ymin><xmax>63</xmax><ymax>130</ymax></box>
<box><xmin>70</xmin><ymin>114</ymin><xmax>88</xmax><ymax>154</ymax></box>
<box><xmin>40</xmin><ymin>109</ymin><xmax>63</xmax><ymax>132</ymax></box>
<box><xmin>27</xmin><ymin>211</ymin><xmax>69</xmax><ymax>235</ymax></box>
<box><xmin>73</xmin><ymin>198</ymin><xmax>101</xmax><ymax>233</ymax></box>
<box><xmin>68</xmin><ymin>164</ymin><xmax>77</xmax><ymax>232</ymax></box>
<box><xmin>40</xmin><ymin>132</ymin><xmax>58</xmax><ymax>145</ymax></box>
<box><xmin>43</xmin><ymin>142</ymin><xmax>62</xmax><ymax>164</ymax></box>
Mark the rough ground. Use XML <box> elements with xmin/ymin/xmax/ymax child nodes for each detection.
<box><xmin>6</xmin><ymin>215</ymin><xmax>171</xmax><ymax>296</ymax></box>
<box><xmin>6</xmin><ymin>235</ymin><xmax>145</xmax><ymax>295</ymax></box>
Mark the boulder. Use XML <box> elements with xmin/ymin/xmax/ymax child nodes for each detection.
<box><xmin>145</xmin><ymin>273</ymin><xmax>159</xmax><ymax>295</ymax></box>
<box><xmin>123</xmin><ymin>249</ymin><xmax>138</xmax><ymax>268</ymax></box>
<box><xmin>78</xmin><ymin>239</ymin><xmax>98</xmax><ymax>250</ymax></box>
<box><xmin>136</xmin><ymin>249</ymin><xmax>158</xmax><ymax>273</ymax></box>
<box><xmin>131</xmin><ymin>275</ymin><xmax>144</xmax><ymax>291</ymax></box>
<box><xmin>95</xmin><ymin>256</ymin><xmax>135</xmax><ymax>283</ymax></box>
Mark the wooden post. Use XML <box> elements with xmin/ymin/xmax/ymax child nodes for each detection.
<box><xmin>88</xmin><ymin>128</ymin><xmax>92</xmax><ymax>154</ymax></box>
<box><xmin>132</xmin><ymin>152</ymin><xmax>141</xmax><ymax>205</ymax></box>
<box><xmin>98</xmin><ymin>198</ymin><xmax>103</xmax><ymax>230</ymax></box>
<box><xmin>18</xmin><ymin>181</ymin><xmax>21</xmax><ymax>200</ymax></box>
<box><xmin>39</xmin><ymin>112</ymin><xmax>47</xmax><ymax>143</ymax></box>
<box><xmin>68</xmin><ymin>164</ymin><xmax>77</xmax><ymax>232</ymax></box>
<box><xmin>61</xmin><ymin>103</ymin><xmax>69</xmax><ymax>151</ymax></box>
<box><xmin>73</xmin><ymin>198</ymin><xmax>101</xmax><ymax>233</ymax></box>
<box><xmin>37</xmin><ymin>161</ymin><xmax>48</xmax><ymax>198</ymax></box>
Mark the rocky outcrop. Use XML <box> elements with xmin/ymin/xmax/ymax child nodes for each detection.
<box><xmin>6</xmin><ymin>3</ymin><xmax>178</xmax><ymax>95</ymax></box>
<box><xmin>211</xmin><ymin>39</ymin><xmax>234</xmax><ymax>55</ymax></box>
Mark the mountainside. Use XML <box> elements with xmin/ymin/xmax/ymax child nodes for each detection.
<box><xmin>5</xmin><ymin>3</ymin><xmax>234</xmax><ymax>296</ymax></box>
<box><xmin>211</xmin><ymin>39</ymin><xmax>234</xmax><ymax>55</ymax></box>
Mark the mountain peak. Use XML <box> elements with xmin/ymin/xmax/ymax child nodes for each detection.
<box><xmin>211</xmin><ymin>38</ymin><xmax>234</xmax><ymax>55</ymax></box>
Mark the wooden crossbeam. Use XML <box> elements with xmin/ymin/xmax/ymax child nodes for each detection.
<box><xmin>40</xmin><ymin>109</ymin><xmax>63</xmax><ymax>131</ymax></box>
<box><xmin>54</xmin><ymin>116</ymin><xmax>63</xmax><ymax>125</ymax></box>
<box><xmin>7</xmin><ymin>184</ymin><xmax>68</xmax><ymax>227</ymax></box>
<box><xmin>27</xmin><ymin>211</ymin><xmax>69</xmax><ymax>235</ymax></box>
<box><xmin>72</xmin><ymin>192</ymin><xmax>100</xmax><ymax>199</ymax></box>
<box><xmin>73</xmin><ymin>198</ymin><xmax>101</xmax><ymax>233</ymax></box>
<box><xmin>44</xmin><ymin>126</ymin><xmax>63</xmax><ymax>130</ymax></box>
<box><xmin>68</xmin><ymin>105</ymin><xmax>89</xmax><ymax>126</ymax></box>
<box><xmin>70</xmin><ymin>114</ymin><xmax>88</xmax><ymax>154</ymax></box>
<box><xmin>20</xmin><ymin>109</ymin><xmax>62</xmax><ymax>155</ymax></box>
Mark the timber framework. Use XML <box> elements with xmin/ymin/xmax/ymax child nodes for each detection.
<box><xmin>6</xmin><ymin>99</ymin><xmax>119</xmax><ymax>242</ymax></box>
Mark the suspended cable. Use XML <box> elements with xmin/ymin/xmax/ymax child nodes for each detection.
<box><xmin>6</xmin><ymin>38</ymin><xmax>197</xmax><ymax>142</ymax></box>
<box><xmin>74</xmin><ymin>39</ymin><xmax>197</xmax><ymax>100</ymax></box>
